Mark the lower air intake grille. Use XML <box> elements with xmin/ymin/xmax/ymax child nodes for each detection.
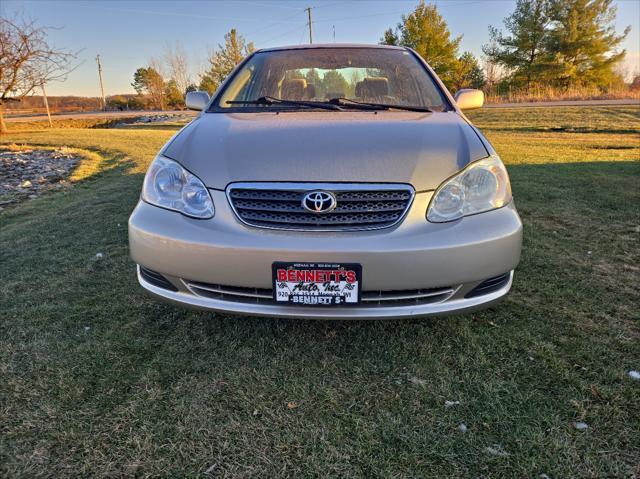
<box><xmin>227</xmin><ymin>183</ymin><xmax>414</xmax><ymax>231</ymax></box>
<box><xmin>139</xmin><ymin>266</ymin><xmax>178</xmax><ymax>292</ymax></box>
<box><xmin>185</xmin><ymin>281</ymin><xmax>454</xmax><ymax>307</ymax></box>
<box><xmin>464</xmin><ymin>272</ymin><xmax>511</xmax><ymax>298</ymax></box>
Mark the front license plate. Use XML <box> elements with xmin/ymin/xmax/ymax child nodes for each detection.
<box><xmin>272</xmin><ymin>262</ymin><xmax>362</xmax><ymax>306</ymax></box>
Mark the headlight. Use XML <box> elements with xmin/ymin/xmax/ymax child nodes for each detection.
<box><xmin>142</xmin><ymin>155</ymin><xmax>214</xmax><ymax>219</ymax></box>
<box><xmin>427</xmin><ymin>156</ymin><xmax>511</xmax><ymax>222</ymax></box>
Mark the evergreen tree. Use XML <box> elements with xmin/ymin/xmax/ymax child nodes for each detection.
<box><xmin>320</xmin><ymin>70</ymin><xmax>349</xmax><ymax>99</ymax></box>
<box><xmin>485</xmin><ymin>0</ymin><xmax>630</xmax><ymax>91</ymax></box>
<box><xmin>546</xmin><ymin>0</ymin><xmax>629</xmax><ymax>88</ymax></box>
<box><xmin>483</xmin><ymin>0</ymin><xmax>551</xmax><ymax>89</ymax></box>
<box><xmin>199</xmin><ymin>29</ymin><xmax>255</xmax><ymax>94</ymax></box>
<box><xmin>305</xmin><ymin>68</ymin><xmax>322</xmax><ymax>87</ymax></box>
<box><xmin>453</xmin><ymin>52</ymin><xmax>486</xmax><ymax>90</ymax></box>
<box><xmin>380</xmin><ymin>28</ymin><xmax>399</xmax><ymax>46</ymax></box>
<box><xmin>380</xmin><ymin>1</ymin><xmax>462</xmax><ymax>89</ymax></box>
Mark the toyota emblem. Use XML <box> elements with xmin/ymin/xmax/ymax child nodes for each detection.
<box><xmin>302</xmin><ymin>191</ymin><xmax>337</xmax><ymax>213</ymax></box>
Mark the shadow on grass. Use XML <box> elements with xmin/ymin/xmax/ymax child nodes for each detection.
<box><xmin>480</xmin><ymin>126</ymin><xmax>640</xmax><ymax>134</ymax></box>
<box><xmin>2</xmin><ymin>158</ymin><xmax>638</xmax><ymax>477</ymax></box>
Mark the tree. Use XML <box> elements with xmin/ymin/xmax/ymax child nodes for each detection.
<box><xmin>0</xmin><ymin>17</ymin><xmax>77</xmax><ymax>133</ymax></box>
<box><xmin>319</xmin><ymin>70</ymin><xmax>349</xmax><ymax>98</ymax></box>
<box><xmin>453</xmin><ymin>52</ymin><xmax>486</xmax><ymax>90</ymax></box>
<box><xmin>304</xmin><ymin>68</ymin><xmax>322</xmax><ymax>88</ymax></box>
<box><xmin>485</xmin><ymin>0</ymin><xmax>630</xmax><ymax>91</ymax></box>
<box><xmin>199</xmin><ymin>29</ymin><xmax>254</xmax><ymax>94</ymax></box>
<box><xmin>132</xmin><ymin>66</ymin><xmax>165</xmax><ymax>110</ymax></box>
<box><xmin>107</xmin><ymin>95</ymin><xmax>129</xmax><ymax>111</ymax></box>
<box><xmin>380</xmin><ymin>1</ymin><xmax>462</xmax><ymax>89</ymax></box>
<box><xmin>546</xmin><ymin>0</ymin><xmax>630</xmax><ymax>88</ymax></box>
<box><xmin>483</xmin><ymin>0</ymin><xmax>551</xmax><ymax>90</ymax></box>
<box><xmin>380</xmin><ymin>28</ymin><xmax>399</xmax><ymax>46</ymax></box>
<box><xmin>164</xmin><ymin>79</ymin><xmax>184</xmax><ymax>109</ymax></box>
<box><xmin>164</xmin><ymin>42</ymin><xmax>191</xmax><ymax>96</ymax></box>
<box><xmin>482</xmin><ymin>37</ymin><xmax>507</xmax><ymax>92</ymax></box>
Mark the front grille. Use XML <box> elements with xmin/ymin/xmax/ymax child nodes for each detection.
<box><xmin>227</xmin><ymin>183</ymin><xmax>414</xmax><ymax>231</ymax></box>
<box><xmin>185</xmin><ymin>280</ymin><xmax>454</xmax><ymax>307</ymax></box>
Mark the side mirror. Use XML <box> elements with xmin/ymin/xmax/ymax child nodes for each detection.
<box><xmin>454</xmin><ymin>89</ymin><xmax>484</xmax><ymax>110</ymax></box>
<box><xmin>185</xmin><ymin>91</ymin><xmax>210</xmax><ymax>111</ymax></box>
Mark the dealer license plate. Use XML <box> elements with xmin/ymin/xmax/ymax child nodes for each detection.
<box><xmin>272</xmin><ymin>262</ymin><xmax>362</xmax><ymax>306</ymax></box>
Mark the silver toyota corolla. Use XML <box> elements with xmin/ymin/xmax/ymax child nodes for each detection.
<box><xmin>128</xmin><ymin>44</ymin><xmax>522</xmax><ymax>319</ymax></box>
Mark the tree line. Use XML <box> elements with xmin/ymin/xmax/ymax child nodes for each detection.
<box><xmin>130</xmin><ymin>29</ymin><xmax>254</xmax><ymax>110</ymax></box>
<box><xmin>0</xmin><ymin>0</ymin><xmax>635</xmax><ymax>129</ymax></box>
<box><xmin>130</xmin><ymin>0</ymin><xmax>633</xmax><ymax>109</ymax></box>
<box><xmin>382</xmin><ymin>0</ymin><xmax>631</xmax><ymax>95</ymax></box>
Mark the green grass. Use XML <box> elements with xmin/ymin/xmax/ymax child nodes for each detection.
<box><xmin>1</xmin><ymin>106</ymin><xmax>639</xmax><ymax>478</ymax></box>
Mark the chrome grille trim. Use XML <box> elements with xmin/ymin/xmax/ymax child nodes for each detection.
<box><xmin>187</xmin><ymin>282</ymin><xmax>272</xmax><ymax>299</ymax></box>
<box><xmin>184</xmin><ymin>280</ymin><xmax>455</xmax><ymax>307</ymax></box>
<box><xmin>226</xmin><ymin>182</ymin><xmax>415</xmax><ymax>231</ymax></box>
<box><xmin>361</xmin><ymin>287</ymin><xmax>455</xmax><ymax>303</ymax></box>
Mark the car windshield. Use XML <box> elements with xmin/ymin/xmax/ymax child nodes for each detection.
<box><xmin>212</xmin><ymin>47</ymin><xmax>449</xmax><ymax>111</ymax></box>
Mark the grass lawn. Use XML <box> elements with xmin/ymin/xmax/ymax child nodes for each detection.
<box><xmin>1</xmin><ymin>106</ymin><xmax>639</xmax><ymax>478</ymax></box>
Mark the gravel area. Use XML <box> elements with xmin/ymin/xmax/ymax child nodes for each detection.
<box><xmin>0</xmin><ymin>148</ymin><xmax>81</xmax><ymax>210</ymax></box>
<box><xmin>114</xmin><ymin>113</ymin><xmax>193</xmax><ymax>127</ymax></box>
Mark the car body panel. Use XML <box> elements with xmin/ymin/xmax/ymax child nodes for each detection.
<box><xmin>162</xmin><ymin>111</ymin><xmax>489</xmax><ymax>191</ymax></box>
<box><xmin>130</xmin><ymin>44</ymin><xmax>523</xmax><ymax>319</ymax></box>
<box><xmin>129</xmin><ymin>193</ymin><xmax>521</xmax><ymax>291</ymax></box>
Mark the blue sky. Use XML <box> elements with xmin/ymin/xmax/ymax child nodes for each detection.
<box><xmin>3</xmin><ymin>0</ymin><xmax>639</xmax><ymax>96</ymax></box>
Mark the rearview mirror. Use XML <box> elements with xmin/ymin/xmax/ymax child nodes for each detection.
<box><xmin>454</xmin><ymin>89</ymin><xmax>484</xmax><ymax>110</ymax></box>
<box><xmin>185</xmin><ymin>91</ymin><xmax>210</xmax><ymax>111</ymax></box>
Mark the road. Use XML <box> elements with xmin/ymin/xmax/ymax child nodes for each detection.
<box><xmin>483</xmin><ymin>98</ymin><xmax>639</xmax><ymax>108</ymax></box>
<box><xmin>5</xmin><ymin>98</ymin><xmax>639</xmax><ymax>123</ymax></box>
<box><xmin>5</xmin><ymin>110</ymin><xmax>195</xmax><ymax>123</ymax></box>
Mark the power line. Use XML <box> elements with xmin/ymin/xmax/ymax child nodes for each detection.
<box><xmin>226</xmin><ymin>0</ymin><xmax>302</xmax><ymax>10</ymax></box>
<box><xmin>314</xmin><ymin>1</ymin><xmax>489</xmax><ymax>24</ymax></box>
<box><xmin>261</xmin><ymin>23</ymin><xmax>308</xmax><ymax>45</ymax></box>
<box><xmin>247</xmin><ymin>9</ymin><xmax>307</xmax><ymax>38</ymax></box>
<box><xmin>60</xmin><ymin>2</ymin><xmax>302</xmax><ymax>24</ymax></box>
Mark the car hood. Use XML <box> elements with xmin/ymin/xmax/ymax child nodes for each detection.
<box><xmin>162</xmin><ymin>110</ymin><xmax>489</xmax><ymax>191</ymax></box>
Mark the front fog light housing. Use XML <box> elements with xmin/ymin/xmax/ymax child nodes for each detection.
<box><xmin>142</xmin><ymin>155</ymin><xmax>214</xmax><ymax>219</ymax></box>
<box><xmin>427</xmin><ymin>156</ymin><xmax>511</xmax><ymax>223</ymax></box>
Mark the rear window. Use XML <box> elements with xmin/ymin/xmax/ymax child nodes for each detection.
<box><xmin>212</xmin><ymin>47</ymin><xmax>449</xmax><ymax>111</ymax></box>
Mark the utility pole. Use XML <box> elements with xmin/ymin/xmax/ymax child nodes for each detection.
<box><xmin>95</xmin><ymin>54</ymin><xmax>106</xmax><ymax>111</ymax></box>
<box><xmin>41</xmin><ymin>83</ymin><xmax>53</xmax><ymax>128</ymax></box>
<box><xmin>332</xmin><ymin>25</ymin><xmax>336</xmax><ymax>42</ymax></box>
<box><xmin>306</xmin><ymin>7</ymin><xmax>313</xmax><ymax>44</ymax></box>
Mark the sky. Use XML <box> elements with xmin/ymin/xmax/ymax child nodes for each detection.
<box><xmin>2</xmin><ymin>0</ymin><xmax>639</xmax><ymax>96</ymax></box>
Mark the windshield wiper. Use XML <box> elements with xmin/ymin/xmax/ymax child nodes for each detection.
<box><xmin>226</xmin><ymin>96</ymin><xmax>341</xmax><ymax>111</ymax></box>
<box><xmin>327</xmin><ymin>98</ymin><xmax>432</xmax><ymax>113</ymax></box>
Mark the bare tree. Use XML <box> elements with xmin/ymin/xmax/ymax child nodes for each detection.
<box><xmin>0</xmin><ymin>16</ymin><xmax>77</xmax><ymax>133</ymax></box>
<box><xmin>482</xmin><ymin>38</ymin><xmax>506</xmax><ymax>94</ymax></box>
<box><xmin>164</xmin><ymin>42</ymin><xmax>191</xmax><ymax>95</ymax></box>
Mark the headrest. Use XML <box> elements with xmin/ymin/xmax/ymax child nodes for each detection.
<box><xmin>281</xmin><ymin>78</ymin><xmax>307</xmax><ymax>100</ymax></box>
<box><xmin>356</xmin><ymin>77</ymin><xmax>389</xmax><ymax>98</ymax></box>
<box><xmin>305</xmin><ymin>83</ymin><xmax>316</xmax><ymax>99</ymax></box>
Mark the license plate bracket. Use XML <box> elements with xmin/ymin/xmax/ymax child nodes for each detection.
<box><xmin>272</xmin><ymin>262</ymin><xmax>362</xmax><ymax>306</ymax></box>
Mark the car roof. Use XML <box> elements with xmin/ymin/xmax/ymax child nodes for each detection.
<box><xmin>256</xmin><ymin>43</ymin><xmax>408</xmax><ymax>53</ymax></box>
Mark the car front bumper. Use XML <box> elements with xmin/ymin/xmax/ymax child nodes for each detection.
<box><xmin>128</xmin><ymin>190</ymin><xmax>523</xmax><ymax>319</ymax></box>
